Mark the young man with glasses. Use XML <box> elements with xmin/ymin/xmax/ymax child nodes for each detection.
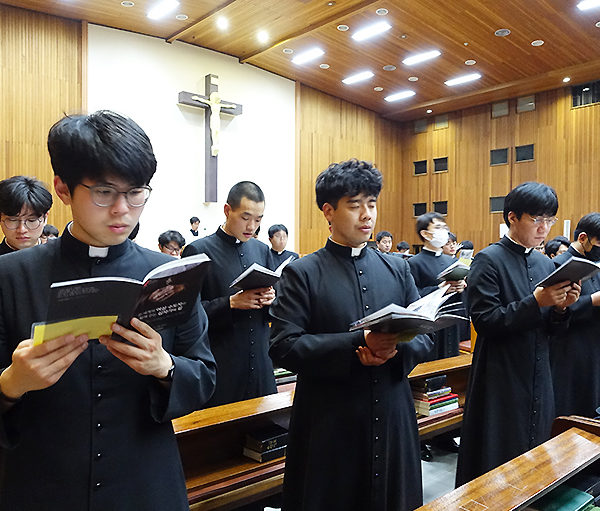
<box><xmin>456</xmin><ymin>181</ymin><xmax>581</xmax><ymax>486</ymax></box>
<box><xmin>0</xmin><ymin>111</ymin><xmax>216</xmax><ymax>510</ymax></box>
<box><xmin>158</xmin><ymin>230</ymin><xmax>186</xmax><ymax>257</ymax></box>
<box><xmin>0</xmin><ymin>175</ymin><xmax>53</xmax><ymax>255</ymax></box>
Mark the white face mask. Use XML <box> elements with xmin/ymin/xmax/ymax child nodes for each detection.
<box><xmin>429</xmin><ymin>229</ymin><xmax>449</xmax><ymax>249</ymax></box>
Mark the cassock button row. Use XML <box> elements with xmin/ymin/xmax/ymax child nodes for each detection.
<box><xmin>375</xmin><ymin>473</ymin><xmax>379</xmax><ymax>478</ymax></box>
<box><xmin>359</xmin><ymin>270</ymin><xmax>364</xmax><ymax>276</ymax></box>
<box><xmin>529</xmin><ymin>277</ymin><xmax>533</xmax><ymax>281</ymax></box>
<box><xmin>95</xmin><ymin>482</ymin><xmax>102</xmax><ymax>489</ymax></box>
<box><xmin>533</xmin><ymin>410</ymin><xmax>537</xmax><ymax>414</ymax></box>
<box><xmin>240</xmin><ymin>253</ymin><xmax>244</xmax><ymax>257</ymax></box>
<box><xmin>365</xmin><ymin>305</ymin><xmax>370</xmax><ymax>310</ymax></box>
<box><xmin>96</xmin><ymin>453</ymin><xmax>102</xmax><ymax>459</ymax></box>
<box><xmin>374</xmin><ymin>436</ymin><xmax>379</xmax><ymax>441</ymax></box>
<box><xmin>374</xmin><ymin>399</ymin><xmax>379</xmax><ymax>404</ymax></box>
<box><xmin>250</xmin><ymin>341</ymin><xmax>255</xmax><ymax>345</ymax></box>
<box><xmin>250</xmin><ymin>353</ymin><xmax>255</xmax><ymax>358</ymax></box>
<box><xmin>373</xmin><ymin>379</ymin><xmax>379</xmax><ymax>384</ymax></box>
<box><xmin>362</xmin><ymin>287</ymin><xmax>367</xmax><ymax>292</ymax></box>
<box><xmin>374</xmin><ymin>454</ymin><xmax>379</xmax><ymax>460</ymax></box>
<box><xmin>97</xmin><ymin>365</ymin><xmax>103</xmax><ymax>371</ymax></box>
<box><xmin>250</xmin><ymin>367</ymin><xmax>254</xmax><ymax>371</ymax></box>
<box><xmin>96</xmin><ymin>423</ymin><xmax>102</xmax><ymax>430</ymax></box>
<box><xmin>96</xmin><ymin>393</ymin><xmax>102</xmax><ymax>400</ymax></box>
<box><xmin>250</xmin><ymin>328</ymin><xmax>254</xmax><ymax>333</ymax></box>
<box><xmin>243</xmin><ymin>264</ymin><xmax>247</xmax><ymax>269</ymax></box>
<box><xmin>374</xmin><ymin>417</ymin><xmax>379</xmax><ymax>422</ymax></box>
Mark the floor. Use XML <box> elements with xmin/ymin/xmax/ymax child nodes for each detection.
<box><xmin>421</xmin><ymin>446</ymin><xmax>459</xmax><ymax>504</ymax></box>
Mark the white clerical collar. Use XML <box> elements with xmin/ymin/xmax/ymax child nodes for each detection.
<box><xmin>423</xmin><ymin>246</ymin><xmax>443</xmax><ymax>257</ymax></box>
<box><xmin>506</xmin><ymin>234</ymin><xmax>533</xmax><ymax>253</ymax></box>
<box><xmin>328</xmin><ymin>237</ymin><xmax>365</xmax><ymax>256</ymax></box>
<box><xmin>67</xmin><ymin>222</ymin><xmax>110</xmax><ymax>258</ymax></box>
<box><xmin>220</xmin><ymin>225</ymin><xmax>241</xmax><ymax>243</ymax></box>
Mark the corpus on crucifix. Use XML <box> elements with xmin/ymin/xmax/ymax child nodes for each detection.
<box><xmin>178</xmin><ymin>74</ymin><xmax>243</xmax><ymax>202</ymax></box>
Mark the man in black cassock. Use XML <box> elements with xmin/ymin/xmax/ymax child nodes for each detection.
<box><xmin>182</xmin><ymin>182</ymin><xmax>277</xmax><ymax>406</ymax></box>
<box><xmin>408</xmin><ymin>212</ymin><xmax>466</xmax><ymax>360</ymax></box>
<box><xmin>456</xmin><ymin>182</ymin><xmax>580</xmax><ymax>486</ymax></box>
<box><xmin>267</xmin><ymin>223</ymin><xmax>299</xmax><ymax>270</ymax></box>
<box><xmin>269</xmin><ymin>159</ymin><xmax>433</xmax><ymax>511</ymax></box>
<box><xmin>0</xmin><ymin>111</ymin><xmax>217</xmax><ymax>510</ymax></box>
<box><xmin>550</xmin><ymin>213</ymin><xmax>600</xmax><ymax>417</ymax></box>
<box><xmin>0</xmin><ymin>175</ymin><xmax>53</xmax><ymax>255</ymax></box>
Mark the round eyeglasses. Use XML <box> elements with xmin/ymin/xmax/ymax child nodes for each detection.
<box><xmin>529</xmin><ymin>215</ymin><xmax>558</xmax><ymax>227</ymax></box>
<box><xmin>1</xmin><ymin>216</ymin><xmax>44</xmax><ymax>230</ymax></box>
<box><xmin>80</xmin><ymin>184</ymin><xmax>152</xmax><ymax>208</ymax></box>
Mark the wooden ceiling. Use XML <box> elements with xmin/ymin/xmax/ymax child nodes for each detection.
<box><xmin>3</xmin><ymin>0</ymin><xmax>600</xmax><ymax>121</ymax></box>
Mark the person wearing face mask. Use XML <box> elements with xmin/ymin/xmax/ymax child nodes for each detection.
<box><xmin>549</xmin><ymin>212</ymin><xmax>600</xmax><ymax>418</ymax></box>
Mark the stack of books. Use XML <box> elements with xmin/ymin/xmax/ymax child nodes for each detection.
<box><xmin>242</xmin><ymin>423</ymin><xmax>288</xmax><ymax>463</ymax></box>
<box><xmin>411</xmin><ymin>375</ymin><xmax>459</xmax><ymax>417</ymax></box>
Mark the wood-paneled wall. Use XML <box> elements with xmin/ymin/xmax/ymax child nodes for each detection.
<box><xmin>297</xmin><ymin>84</ymin><xmax>600</xmax><ymax>254</ymax></box>
<box><xmin>0</xmin><ymin>4</ymin><xmax>83</xmax><ymax>231</ymax></box>
<box><xmin>296</xmin><ymin>83</ymin><xmax>403</xmax><ymax>255</ymax></box>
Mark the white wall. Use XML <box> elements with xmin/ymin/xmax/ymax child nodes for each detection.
<box><xmin>87</xmin><ymin>25</ymin><xmax>296</xmax><ymax>251</ymax></box>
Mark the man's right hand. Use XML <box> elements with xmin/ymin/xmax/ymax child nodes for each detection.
<box><xmin>0</xmin><ymin>334</ymin><xmax>88</xmax><ymax>400</ymax></box>
<box><xmin>230</xmin><ymin>287</ymin><xmax>274</xmax><ymax>310</ymax></box>
<box><xmin>364</xmin><ymin>330</ymin><xmax>403</xmax><ymax>358</ymax></box>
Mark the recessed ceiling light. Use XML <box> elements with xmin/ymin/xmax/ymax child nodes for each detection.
<box><xmin>351</xmin><ymin>21</ymin><xmax>392</xmax><ymax>41</ymax></box>
<box><xmin>596</xmin><ymin>21</ymin><xmax>600</xmax><ymax>27</ymax></box>
<box><xmin>121</xmin><ymin>1</ymin><xmax>134</xmax><ymax>7</ymax></box>
<box><xmin>291</xmin><ymin>47</ymin><xmax>325</xmax><ymax>65</ymax></box>
<box><xmin>400</xmin><ymin>34</ymin><xmax>408</xmax><ymax>39</ymax></box>
<box><xmin>383</xmin><ymin>65</ymin><xmax>396</xmax><ymax>71</ymax></box>
<box><xmin>463</xmin><ymin>42</ymin><xmax>469</xmax><ymax>46</ymax></box>
<box><xmin>374</xmin><ymin>86</ymin><xmax>384</xmax><ymax>91</ymax></box>
<box><xmin>563</xmin><ymin>77</ymin><xmax>571</xmax><ymax>83</ymax></box>
<box><xmin>216</xmin><ymin>16</ymin><xmax>229</xmax><ymax>30</ymax></box>
<box><xmin>376</xmin><ymin>8</ymin><xmax>389</xmax><ymax>15</ymax></box>
<box><xmin>494</xmin><ymin>28</ymin><xmax>511</xmax><ymax>37</ymax></box>
<box><xmin>342</xmin><ymin>70</ymin><xmax>374</xmax><ymax>85</ymax></box>
<box><xmin>384</xmin><ymin>90</ymin><xmax>416</xmax><ymax>102</ymax></box>
<box><xmin>337</xmin><ymin>24</ymin><xmax>349</xmax><ymax>31</ymax></box>
<box><xmin>327</xmin><ymin>1</ymin><xmax>336</xmax><ymax>5</ymax></box>
<box><xmin>445</xmin><ymin>73</ymin><xmax>482</xmax><ymax>86</ymax></box>
<box><xmin>408</xmin><ymin>76</ymin><xmax>418</xmax><ymax>82</ymax></box>
<box><xmin>578</xmin><ymin>0</ymin><xmax>600</xmax><ymax>10</ymax></box>
<box><xmin>282</xmin><ymin>48</ymin><xmax>294</xmax><ymax>54</ymax></box>
<box><xmin>465</xmin><ymin>59</ymin><xmax>476</xmax><ymax>66</ymax></box>
<box><xmin>175</xmin><ymin>14</ymin><xmax>188</xmax><ymax>20</ymax></box>
<box><xmin>426</xmin><ymin>109</ymin><xmax>433</xmax><ymax>114</ymax></box>
<box><xmin>531</xmin><ymin>39</ymin><xmax>544</xmax><ymax>46</ymax></box>
<box><xmin>319</xmin><ymin>63</ymin><xmax>330</xmax><ymax>69</ymax></box>
<box><xmin>257</xmin><ymin>30</ymin><xmax>269</xmax><ymax>44</ymax></box>
<box><xmin>402</xmin><ymin>50</ymin><xmax>441</xmax><ymax>66</ymax></box>
<box><xmin>147</xmin><ymin>0</ymin><xmax>179</xmax><ymax>20</ymax></box>
<box><xmin>583</xmin><ymin>87</ymin><xmax>591</xmax><ymax>91</ymax></box>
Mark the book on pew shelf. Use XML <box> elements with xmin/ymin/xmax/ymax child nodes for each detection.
<box><xmin>414</xmin><ymin>395</ymin><xmax>459</xmax><ymax>413</ymax></box>
<box><xmin>410</xmin><ymin>375</ymin><xmax>448</xmax><ymax>392</ymax></box>
<box><xmin>411</xmin><ymin>386</ymin><xmax>452</xmax><ymax>401</ymax></box>
<box><xmin>245</xmin><ymin>424</ymin><xmax>288</xmax><ymax>453</ymax></box>
<box><xmin>349</xmin><ymin>286</ymin><xmax>468</xmax><ymax>335</ymax></box>
<box><xmin>243</xmin><ymin>445</ymin><xmax>286</xmax><ymax>463</ymax></box>
<box><xmin>415</xmin><ymin>398</ymin><xmax>459</xmax><ymax>415</ymax></box>
<box><xmin>535</xmin><ymin>256</ymin><xmax>600</xmax><ymax>288</ymax></box>
<box><xmin>30</xmin><ymin>254</ymin><xmax>211</xmax><ymax>345</ymax></box>
<box><xmin>414</xmin><ymin>392</ymin><xmax>458</xmax><ymax>407</ymax></box>
<box><xmin>416</xmin><ymin>401</ymin><xmax>459</xmax><ymax>417</ymax></box>
<box><xmin>527</xmin><ymin>485</ymin><xmax>594</xmax><ymax>511</ymax></box>
<box><xmin>229</xmin><ymin>255</ymin><xmax>294</xmax><ymax>290</ymax></box>
<box><xmin>417</xmin><ymin>407</ymin><xmax>463</xmax><ymax>427</ymax></box>
<box><xmin>437</xmin><ymin>260</ymin><xmax>471</xmax><ymax>282</ymax></box>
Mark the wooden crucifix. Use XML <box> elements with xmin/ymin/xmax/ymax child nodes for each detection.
<box><xmin>178</xmin><ymin>74</ymin><xmax>243</xmax><ymax>202</ymax></box>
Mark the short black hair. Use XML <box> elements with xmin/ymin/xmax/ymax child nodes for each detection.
<box><xmin>189</xmin><ymin>216</ymin><xmax>200</xmax><ymax>224</ymax></box>
<box><xmin>0</xmin><ymin>175</ymin><xmax>53</xmax><ymax>217</ymax></box>
<box><xmin>128</xmin><ymin>222</ymin><xmax>140</xmax><ymax>240</ymax></box>
<box><xmin>376</xmin><ymin>230</ymin><xmax>392</xmax><ymax>243</ymax></box>
<box><xmin>574</xmin><ymin>213</ymin><xmax>600</xmax><ymax>241</ymax></box>
<box><xmin>42</xmin><ymin>224</ymin><xmax>59</xmax><ymax>237</ymax></box>
<box><xmin>158</xmin><ymin>230</ymin><xmax>186</xmax><ymax>248</ymax></box>
<box><xmin>460</xmin><ymin>240</ymin><xmax>474</xmax><ymax>250</ymax></box>
<box><xmin>268</xmin><ymin>224</ymin><xmax>288</xmax><ymax>238</ymax></box>
<box><xmin>47</xmin><ymin>110</ymin><xmax>157</xmax><ymax>192</ymax></box>
<box><xmin>396</xmin><ymin>241</ymin><xmax>410</xmax><ymax>251</ymax></box>
<box><xmin>448</xmin><ymin>232</ymin><xmax>457</xmax><ymax>242</ymax></box>
<box><xmin>226</xmin><ymin>181</ymin><xmax>265</xmax><ymax>209</ymax></box>
<box><xmin>415</xmin><ymin>212</ymin><xmax>445</xmax><ymax>241</ymax></box>
<box><xmin>544</xmin><ymin>236</ymin><xmax>570</xmax><ymax>257</ymax></box>
<box><xmin>503</xmin><ymin>182</ymin><xmax>558</xmax><ymax>227</ymax></box>
<box><xmin>315</xmin><ymin>159</ymin><xmax>382</xmax><ymax>210</ymax></box>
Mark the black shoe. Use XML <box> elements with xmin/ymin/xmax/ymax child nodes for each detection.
<box><xmin>433</xmin><ymin>437</ymin><xmax>460</xmax><ymax>453</ymax></box>
<box><xmin>421</xmin><ymin>444</ymin><xmax>433</xmax><ymax>462</ymax></box>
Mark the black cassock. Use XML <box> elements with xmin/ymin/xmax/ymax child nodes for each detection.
<box><xmin>0</xmin><ymin>229</ymin><xmax>216</xmax><ymax>510</ymax></box>
<box><xmin>269</xmin><ymin>240</ymin><xmax>433</xmax><ymax>511</ymax></box>
<box><xmin>182</xmin><ymin>228</ymin><xmax>277</xmax><ymax>406</ymax></box>
<box><xmin>456</xmin><ymin>236</ymin><xmax>569</xmax><ymax>486</ymax></box>
<box><xmin>268</xmin><ymin>248</ymin><xmax>299</xmax><ymax>271</ymax></box>
<box><xmin>408</xmin><ymin>249</ymin><xmax>463</xmax><ymax>359</ymax></box>
<box><xmin>550</xmin><ymin>246</ymin><xmax>600</xmax><ymax>417</ymax></box>
<box><xmin>0</xmin><ymin>239</ymin><xmax>16</xmax><ymax>256</ymax></box>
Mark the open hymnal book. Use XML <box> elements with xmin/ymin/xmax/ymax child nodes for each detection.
<box><xmin>437</xmin><ymin>259</ymin><xmax>471</xmax><ymax>282</ymax></box>
<box><xmin>31</xmin><ymin>253</ymin><xmax>211</xmax><ymax>345</ymax></box>
<box><xmin>349</xmin><ymin>286</ymin><xmax>468</xmax><ymax>335</ymax></box>
<box><xmin>229</xmin><ymin>255</ymin><xmax>294</xmax><ymax>290</ymax></box>
<box><xmin>535</xmin><ymin>255</ymin><xmax>600</xmax><ymax>288</ymax></box>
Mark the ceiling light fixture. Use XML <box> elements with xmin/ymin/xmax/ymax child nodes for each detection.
<box><xmin>563</xmin><ymin>77</ymin><xmax>571</xmax><ymax>83</ymax></box>
<box><xmin>282</xmin><ymin>48</ymin><xmax>294</xmax><ymax>54</ymax></box>
<box><xmin>408</xmin><ymin>76</ymin><xmax>418</xmax><ymax>82</ymax></box>
<box><xmin>426</xmin><ymin>109</ymin><xmax>433</xmax><ymax>113</ymax></box>
<box><xmin>374</xmin><ymin>86</ymin><xmax>384</xmax><ymax>91</ymax></box>
<box><xmin>257</xmin><ymin>30</ymin><xmax>269</xmax><ymax>44</ymax></box>
<box><xmin>291</xmin><ymin>47</ymin><xmax>325</xmax><ymax>65</ymax></box>
<box><xmin>121</xmin><ymin>1</ymin><xmax>135</xmax><ymax>7</ymax></box>
<box><xmin>319</xmin><ymin>63</ymin><xmax>330</xmax><ymax>69</ymax></box>
<box><xmin>337</xmin><ymin>24</ymin><xmax>349</xmax><ymax>31</ymax></box>
<box><xmin>175</xmin><ymin>14</ymin><xmax>188</xmax><ymax>20</ymax></box>
<box><xmin>383</xmin><ymin>65</ymin><xmax>396</xmax><ymax>71</ymax></box>
<box><xmin>494</xmin><ymin>28</ymin><xmax>511</xmax><ymax>37</ymax></box>
<box><xmin>216</xmin><ymin>16</ymin><xmax>229</xmax><ymax>30</ymax></box>
<box><xmin>147</xmin><ymin>0</ymin><xmax>179</xmax><ymax>20</ymax></box>
<box><xmin>402</xmin><ymin>50</ymin><xmax>441</xmax><ymax>66</ymax></box>
<box><xmin>531</xmin><ymin>39</ymin><xmax>544</xmax><ymax>46</ymax></box>
<box><xmin>376</xmin><ymin>8</ymin><xmax>389</xmax><ymax>15</ymax></box>
<box><xmin>342</xmin><ymin>70</ymin><xmax>374</xmax><ymax>85</ymax></box>
<box><xmin>351</xmin><ymin>21</ymin><xmax>392</xmax><ymax>41</ymax></box>
<box><xmin>384</xmin><ymin>90</ymin><xmax>416</xmax><ymax>102</ymax></box>
<box><xmin>327</xmin><ymin>1</ymin><xmax>336</xmax><ymax>5</ymax></box>
<box><xmin>578</xmin><ymin>0</ymin><xmax>600</xmax><ymax>10</ymax></box>
<box><xmin>465</xmin><ymin>59</ymin><xmax>476</xmax><ymax>65</ymax></box>
<box><xmin>596</xmin><ymin>21</ymin><xmax>600</xmax><ymax>27</ymax></box>
<box><xmin>445</xmin><ymin>73</ymin><xmax>482</xmax><ymax>86</ymax></box>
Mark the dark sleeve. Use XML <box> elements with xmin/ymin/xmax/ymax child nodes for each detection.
<box><xmin>201</xmin><ymin>295</ymin><xmax>233</xmax><ymax>330</ymax></box>
<box><xmin>180</xmin><ymin>243</ymin><xmax>198</xmax><ymax>258</ymax></box>
<box><xmin>467</xmin><ymin>252</ymin><xmax>546</xmax><ymax>337</ymax></box>
<box><xmin>408</xmin><ymin>257</ymin><xmax>439</xmax><ymax>297</ymax></box>
<box><xmin>149</xmin><ymin>302</ymin><xmax>216</xmax><ymax>422</ymax></box>
<box><xmin>269</xmin><ymin>265</ymin><xmax>365</xmax><ymax>381</ymax></box>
